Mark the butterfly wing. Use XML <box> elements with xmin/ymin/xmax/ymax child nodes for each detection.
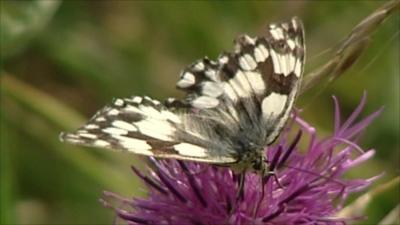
<box><xmin>61</xmin><ymin>18</ymin><xmax>305</xmax><ymax>164</ymax></box>
<box><xmin>60</xmin><ymin>96</ymin><xmax>236</xmax><ymax>163</ymax></box>
<box><xmin>173</xmin><ymin>17</ymin><xmax>305</xmax><ymax>145</ymax></box>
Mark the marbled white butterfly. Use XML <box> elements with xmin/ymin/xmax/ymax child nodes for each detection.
<box><xmin>60</xmin><ymin>17</ymin><xmax>305</xmax><ymax>177</ymax></box>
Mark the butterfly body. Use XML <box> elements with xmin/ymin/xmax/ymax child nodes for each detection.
<box><xmin>175</xmin><ymin>105</ymin><xmax>268</xmax><ymax>173</ymax></box>
<box><xmin>60</xmin><ymin>17</ymin><xmax>305</xmax><ymax>175</ymax></box>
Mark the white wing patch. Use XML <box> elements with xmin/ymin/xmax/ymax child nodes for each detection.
<box><xmin>103</xmin><ymin>127</ymin><xmax>128</xmax><ymax>136</ymax></box>
<box><xmin>261</xmin><ymin>92</ymin><xmax>288</xmax><ymax>119</ymax></box>
<box><xmin>229</xmin><ymin>70</ymin><xmax>253</xmax><ymax>98</ymax></box>
<box><xmin>134</xmin><ymin>119</ymin><xmax>175</xmax><ymax>141</ymax></box>
<box><xmin>239</xmin><ymin>54</ymin><xmax>257</xmax><ymax>71</ymax></box>
<box><xmin>112</xmin><ymin>120</ymin><xmax>137</xmax><ymax>132</ymax></box>
<box><xmin>243</xmin><ymin>71</ymin><xmax>265</xmax><ymax>95</ymax></box>
<box><xmin>113</xmin><ymin>135</ymin><xmax>152</xmax><ymax>151</ymax></box>
<box><xmin>254</xmin><ymin>44</ymin><xmax>269</xmax><ymax>62</ymax></box>
<box><xmin>201</xmin><ymin>82</ymin><xmax>223</xmax><ymax>97</ymax></box>
<box><xmin>192</xmin><ymin>96</ymin><xmax>219</xmax><ymax>108</ymax></box>
<box><xmin>270</xmin><ymin>26</ymin><xmax>284</xmax><ymax>40</ymax></box>
<box><xmin>294</xmin><ymin>57</ymin><xmax>302</xmax><ymax>77</ymax></box>
<box><xmin>177</xmin><ymin>72</ymin><xmax>196</xmax><ymax>88</ymax></box>
<box><xmin>173</xmin><ymin>143</ymin><xmax>208</xmax><ymax>157</ymax></box>
<box><xmin>222</xmin><ymin>82</ymin><xmax>239</xmax><ymax>102</ymax></box>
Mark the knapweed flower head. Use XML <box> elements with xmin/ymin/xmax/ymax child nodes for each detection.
<box><xmin>103</xmin><ymin>94</ymin><xmax>382</xmax><ymax>225</ymax></box>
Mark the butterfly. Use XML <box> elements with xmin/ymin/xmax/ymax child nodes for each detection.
<box><xmin>60</xmin><ymin>17</ymin><xmax>305</xmax><ymax>177</ymax></box>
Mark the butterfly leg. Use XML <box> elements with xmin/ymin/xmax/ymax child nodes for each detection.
<box><xmin>227</xmin><ymin>172</ymin><xmax>246</xmax><ymax>216</ymax></box>
<box><xmin>252</xmin><ymin>147</ymin><xmax>284</xmax><ymax>217</ymax></box>
<box><xmin>236</xmin><ymin>172</ymin><xmax>246</xmax><ymax>202</ymax></box>
<box><xmin>253</xmin><ymin>131</ymin><xmax>302</xmax><ymax>217</ymax></box>
<box><xmin>252</xmin><ymin>173</ymin><xmax>266</xmax><ymax>218</ymax></box>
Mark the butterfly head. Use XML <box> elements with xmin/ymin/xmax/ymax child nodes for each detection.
<box><xmin>232</xmin><ymin>138</ymin><xmax>270</xmax><ymax>175</ymax></box>
<box><xmin>250</xmin><ymin>152</ymin><xmax>269</xmax><ymax>175</ymax></box>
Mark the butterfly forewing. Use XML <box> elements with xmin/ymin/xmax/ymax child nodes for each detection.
<box><xmin>175</xmin><ymin>17</ymin><xmax>304</xmax><ymax>144</ymax></box>
<box><xmin>260</xmin><ymin>18</ymin><xmax>305</xmax><ymax>144</ymax></box>
<box><xmin>61</xmin><ymin>17</ymin><xmax>305</xmax><ymax>167</ymax></box>
<box><xmin>60</xmin><ymin>96</ymin><xmax>236</xmax><ymax>163</ymax></box>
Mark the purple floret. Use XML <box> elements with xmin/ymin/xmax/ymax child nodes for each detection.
<box><xmin>103</xmin><ymin>93</ymin><xmax>382</xmax><ymax>225</ymax></box>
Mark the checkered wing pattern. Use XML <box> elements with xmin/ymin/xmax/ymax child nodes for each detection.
<box><xmin>61</xmin><ymin>18</ymin><xmax>305</xmax><ymax>164</ymax></box>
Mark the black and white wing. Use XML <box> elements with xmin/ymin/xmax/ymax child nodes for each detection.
<box><xmin>60</xmin><ymin>96</ymin><xmax>236</xmax><ymax>163</ymax></box>
<box><xmin>173</xmin><ymin>17</ymin><xmax>305</xmax><ymax>145</ymax></box>
<box><xmin>61</xmin><ymin>18</ymin><xmax>305</xmax><ymax>164</ymax></box>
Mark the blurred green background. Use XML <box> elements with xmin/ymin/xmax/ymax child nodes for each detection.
<box><xmin>1</xmin><ymin>1</ymin><xmax>398</xmax><ymax>224</ymax></box>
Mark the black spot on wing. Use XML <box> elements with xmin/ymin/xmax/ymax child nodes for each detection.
<box><xmin>234</xmin><ymin>34</ymin><xmax>256</xmax><ymax>55</ymax></box>
<box><xmin>220</xmin><ymin>53</ymin><xmax>238</xmax><ymax>80</ymax></box>
<box><xmin>145</xmin><ymin>140</ymin><xmax>180</xmax><ymax>155</ymax></box>
<box><xmin>266</xmin><ymin>73</ymin><xmax>299</xmax><ymax>95</ymax></box>
<box><xmin>164</xmin><ymin>98</ymin><xmax>190</xmax><ymax>109</ymax></box>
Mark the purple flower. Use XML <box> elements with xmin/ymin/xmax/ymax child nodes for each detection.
<box><xmin>103</xmin><ymin>93</ymin><xmax>382</xmax><ymax>225</ymax></box>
